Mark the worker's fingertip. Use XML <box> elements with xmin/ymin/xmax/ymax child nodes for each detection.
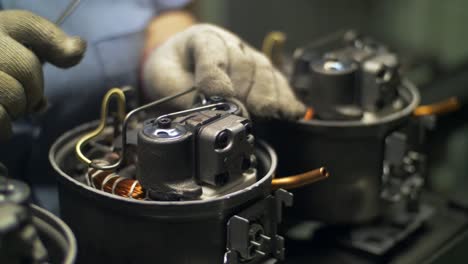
<box><xmin>295</xmin><ymin>101</ymin><xmax>307</xmax><ymax>116</ymax></box>
<box><xmin>53</xmin><ymin>36</ymin><xmax>87</xmax><ymax>68</ymax></box>
<box><xmin>282</xmin><ymin>100</ymin><xmax>307</xmax><ymax>120</ymax></box>
<box><xmin>66</xmin><ymin>36</ymin><xmax>87</xmax><ymax>54</ymax></box>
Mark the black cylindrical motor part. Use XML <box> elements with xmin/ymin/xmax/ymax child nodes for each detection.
<box><xmin>137</xmin><ymin>119</ymin><xmax>201</xmax><ymax>200</ymax></box>
<box><xmin>310</xmin><ymin>59</ymin><xmax>360</xmax><ymax>120</ymax></box>
<box><xmin>49</xmin><ymin>121</ymin><xmax>278</xmax><ymax>264</ymax></box>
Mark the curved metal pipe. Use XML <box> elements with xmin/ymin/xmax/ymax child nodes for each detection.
<box><xmin>414</xmin><ymin>97</ymin><xmax>461</xmax><ymax>117</ymax></box>
<box><xmin>272</xmin><ymin>167</ymin><xmax>329</xmax><ymax>190</ymax></box>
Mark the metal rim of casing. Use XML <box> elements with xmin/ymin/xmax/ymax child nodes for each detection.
<box><xmin>298</xmin><ymin>79</ymin><xmax>420</xmax><ymax>127</ymax></box>
<box><xmin>31</xmin><ymin>204</ymin><xmax>77</xmax><ymax>264</ymax></box>
<box><xmin>49</xmin><ymin>121</ymin><xmax>277</xmax><ymax>218</ymax></box>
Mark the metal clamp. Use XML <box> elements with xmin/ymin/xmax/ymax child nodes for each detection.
<box><xmin>225</xmin><ymin>189</ymin><xmax>293</xmax><ymax>263</ymax></box>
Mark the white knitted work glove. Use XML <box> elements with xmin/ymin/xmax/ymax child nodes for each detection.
<box><xmin>0</xmin><ymin>10</ymin><xmax>86</xmax><ymax>141</ymax></box>
<box><xmin>143</xmin><ymin>24</ymin><xmax>305</xmax><ymax>119</ymax></box>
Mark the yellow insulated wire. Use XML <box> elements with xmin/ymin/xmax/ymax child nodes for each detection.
<box><xmin>262</xmin><ymin>31</ymin><xmax>286</xmax><ymax>68</ymax></box>
<box><xmin>75</xmin><ymin>88</ymin><xmax>126</xmax><ymax>165</ymax></box>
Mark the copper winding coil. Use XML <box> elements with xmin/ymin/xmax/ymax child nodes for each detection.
<box><xmin>272</xmin><ymin>167</ymin><xmax>329</xmax><ymax>190</ymax></box>
<box><xmin>87</xmin><ymin>167</ymin><xmax>145</xmax><ymax>200</ymax></box>
<box><xmin>414</xmin><ymin>97</ymin><xmax>461</xmax><ymax>117</ymax></box>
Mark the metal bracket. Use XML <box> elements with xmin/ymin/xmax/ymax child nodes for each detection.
<box><xmin>275</xmin><ymin>189</ymin><xmax>293</xmax><ymax>223</ymax></box>
<box><xmin>225</xmin><ymin>189</ymin><xmax>293</xmax><ymax>264</ymax></box>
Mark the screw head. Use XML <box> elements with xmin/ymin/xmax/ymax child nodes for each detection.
<box><xmin>157</xmin><ymin>117</ymin><xmax>172</xmax><ymax>128</ymax></box>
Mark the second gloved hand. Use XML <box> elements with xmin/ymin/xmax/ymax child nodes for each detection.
<box><xmin>143</xmin><ymin>24</ymin><xmax>305</xmax><ymax>119</ymax></box>
<box><xmin>0</xmin><ymin>10</ymin><xmax>86</xmax><ymax>141</ymax></box>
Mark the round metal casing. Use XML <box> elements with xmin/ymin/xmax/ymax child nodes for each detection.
<box><xmin>256</xmin><ymin>80</ymin><xmax>419</xmax><ymax>224</ymax></box>
<box><xmin>0</xmin><ymin>179</ymin><xmax>75</xmax><ymax>264</ymax></box>
<box><xmin>31</xmin><ymin>205</ymin><xmax>77</xmax><ymax>264</ymax></box>
<box><xmin>49</xmin><ymin>121</ymin><xmax>277</xmax><ymax>264</ymax></box>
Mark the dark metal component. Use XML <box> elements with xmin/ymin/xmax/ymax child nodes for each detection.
<box><xmin>90</xmin><ymin>86</ymin><xmax>197</xmax><ymax>171</ymax></box>
<box><xmin>0</xmin><ymin>178</ymin><xmax>30</xmax><ymax>205</ymax></box>
<box><xmin>361</xmin><ymin>53</ymin><xmax>400</xmax><ymax>112</ymax></box>
<box><xmin>284</xmin><ymin>192</ymin><xmax>464</xmax><ymax>264</ymax></box>
<box><xmin>193</xmin><ymin>112</ymin><xmax>254</xmax><ymax>186</ymax></box>
<box><xmin>138</xmin><ymin>121</ymin><xmax>200</xmax><ymax>200</ymax></box>
<box><xmin>136</xmin><ymin>106</ymin><xmax>254</xmax><ymax>199</ymax></box>
<box><xmin>309</xmin><ymin>58</ymin><xmax>362</xmax><ymax>120</ymax></box>
<box><xmin>385</xmin><ymin>132</ymin><xmax>408</xmax><ymax>167</ymax></box>
<box><xmin>215</xmin><ymin>130</ymin><xmax>230</xmax><ymax>150</ymax></box>
<box><xmin>257</xmin><ymin>32</ymin><xmax>420</xmax><ymax>224</ymax></box>
<box><xmin>226</xmin><ymin>189</ymin><xmax>293</xmax><ymax>264</ymax></box>
<box><xmin>292</xmin><ymin>31</ymin><xmax>401</xmax><ymax>120</ymax></box>
<box><xmin>0</xmin><ymin>177</ymin><xmax>46</xmax><ymax>264</ymax></box>
<box><xmin>340</xmin><ymin>204</ymin><xmax>433</xmax><ymax>255</ymax></box>
<box><xmin>197</xmin><ymin>97</ymin><xmax>242</xmax><ymax>115</ymax></box>
<box><xmin>157</xmin><ymin>102</ymin><xmax>230</xmax><ymax>121</ymax></box>
<box><xmin>0</xmin><ymin>203</ymin><xmax>29</xmax><ymax>234</ymax></box>
<box><xmin>227</xmin><ymin>216</ymin><xmax>251</xmax><ymax>260</ymax></box>
<box><xmin>257</xmin><ymin>83</ymin><xmax>418</xmax><ymax>224</ymax></box>
<box><xmin>157</xmin><ymin>117</ymin><xmax>172</xmax><ymax>128</ymax></box>
<box><xmin>275</xmin><ymin>189</ymin><xmax>294</xmax><ymax>223</ymax></box>
<box><xmin>30</xmin><ymin>205</ymin><xmax>77</xmax><ymax>264</ymax></box>
<box><xmin>0</xmin><ymin>203</ymin><xmax>48</xmax><ymax>264</ymax></box>
<box><xmin>0</xmin><ymin>177</ymin><xmax>76</xmax><ymax>264</ymax></box>
<box><xmin>49</xmin><ymin>120</ymin><xmax>282</xmax><ymax>264</ymax></box>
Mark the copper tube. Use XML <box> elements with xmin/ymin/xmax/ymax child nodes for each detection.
<box><xmin>414</xmin><ymin>97</ymin><xmax>461</xmax><ymax>117</ymax></box>
<box><xmin>303</xmin><ymin>107</ymin><xmax>315</xmax><ymax>121</ymax></box>
<box><xmin>272</xmin><ymin>167</ymin><xmax>329</xmax><ymax>190</ymax></box>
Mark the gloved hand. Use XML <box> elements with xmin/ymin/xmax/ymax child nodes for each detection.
<box><xmin>0</xmin><ymin>10</ymin><xmax>86</xmax><ymax>141</ymax></box>
<box><xmin>143</xmin><ymin>24</ymin><xmax>305</xmax><ymax>119</ymax></box>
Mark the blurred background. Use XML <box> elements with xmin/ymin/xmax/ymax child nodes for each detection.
<box><xmin>193</xmin><ymin>0</ymin><xmax>468</xmax><ymax>208</ymax></box>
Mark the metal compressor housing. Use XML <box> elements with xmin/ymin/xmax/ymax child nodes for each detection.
<box><xmin>49</xmin><ymin>121</ymin><xmax>289</xmax><ymax>264</ymax></box>
<box><xmin>257</xmin><ymin>80</ymin><xmax>419</xmax><ymax>224</ymax></box>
